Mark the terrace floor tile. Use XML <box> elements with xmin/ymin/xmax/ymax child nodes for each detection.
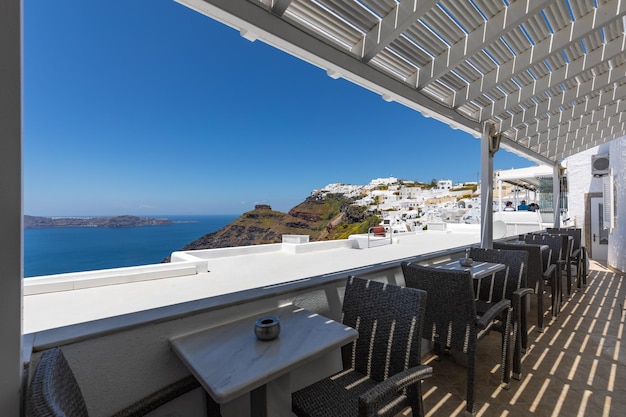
<box><xmin>409</xmin><ymin>260</ymin><xmax>625</xmax><ymax>417</ymax></box>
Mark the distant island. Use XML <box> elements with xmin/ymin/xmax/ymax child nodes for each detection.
<box><xmin>24</xmin><ymin>215</ymin><xmax>173</xmax><ymax>229</ymax></box>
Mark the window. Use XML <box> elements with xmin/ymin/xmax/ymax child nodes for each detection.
<box><xmin>602</xmin><ymin>170</ymin><xmax>615</xmax><ymax>231</ymax></box>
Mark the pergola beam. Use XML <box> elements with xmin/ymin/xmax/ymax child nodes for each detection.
<box><xmin>538</xmin><ymin>119</ymin><xmax>626</xmax><ymax>159</ymax></box>
<box><xmin>271</xmin><ymin>0</ymin><xmax>292</xmax><ymax>17</ymax></box>
<box><xmin>561</xmin><ymin>128</ymin><xmax>626</xmax><ymax>158</ymax></box>
<box><xmin>178</xmin><ymin>0</ymin><xmax>626</xmax><ymax>165</ymax></box>
<box><xmin>535</xmin><ymin>107</ymin><xmax>625</xmax><ymax>148</ymax></box>
<box><xmin>418</xmin><ymin>0</ymin><xmax>552</xmax><ymax>89</ymax></box>
<box><xmin>176</xmin><ymin>0</ymin><xmax>482</xmax><ymax>136</ymax></box>
<box><xmin>523</xmin><ymin>99</ymin><xmax>626</xmax><ymax>147</ymax></box>
<box><xmin>473</xmin><ymin>33</ymin><xmax>626</xmax><ymax>118</ymax></box>
<box><xmin>458</xmin><ymin>0</ymin><xmax>626</xmax><ymax>112</ymax></box>
<box><xmin>512</xmin><ymin>95</ymin><xmax>626</xmax><ymax>142</ymax></box>
<box><xmin>495</xmin><ymin>75</ymin><xmax>626</xmax><ymax>133</ymax></box>
<box><xmin>357</xmin><ymin>0</ymin><xmax>438</xmax><ymax>63</ymax></box>
<box><xmin>498</xmin><ymin>136</ymin><xmax>554</xmax><ymax>166</ymax></box>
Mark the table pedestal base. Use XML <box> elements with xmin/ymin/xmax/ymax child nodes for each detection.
<box><xmin>251</xmin><ymin>373</ymin><xmax>295</xmax><ymax>417</ymax></box>
<box><xmin>221</xmin><ymin>373</ymin><xmax>295</xmax><ymax>417</ymax></box>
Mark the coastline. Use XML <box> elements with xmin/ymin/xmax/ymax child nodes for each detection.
<box><xmin>24</xmin><ymin>214</ymin><xmax>238</xmax><ymax>277</ymax></box>
<box><xmin>24</xmin><ymin>214</ymin><xmax>174</xmax><ymax>229</ymax></box>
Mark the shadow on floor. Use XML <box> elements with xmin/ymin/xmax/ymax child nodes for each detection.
<box><xmin>410</xmin><ymin>260</ymin><xmax>625</xmax><ymax>417</ymax></box>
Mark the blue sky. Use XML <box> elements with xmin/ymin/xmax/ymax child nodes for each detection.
<box><xmin>23</xmin><ymin>0</ymin><xmax>534</xmax><ymax>216</ymax></box>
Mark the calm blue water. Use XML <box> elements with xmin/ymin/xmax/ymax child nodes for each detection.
<box><xmin>24</xmin><ymin>215</ymin><xmax>238</xmax><ymax>278</ymax></box>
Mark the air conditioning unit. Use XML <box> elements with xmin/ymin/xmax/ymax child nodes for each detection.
<box><xmin>591</xmin><ymin>153</ymin><xmax>610</xmax><ymax>177</ymax></box>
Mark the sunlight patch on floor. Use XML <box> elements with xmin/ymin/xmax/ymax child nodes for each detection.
<box><xmin>415</xmin><ymin>266</ymin><xmax>625</xmax><ymax>416</ymax></box>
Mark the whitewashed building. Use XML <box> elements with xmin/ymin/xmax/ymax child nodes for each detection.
<box><xmin>565</xmin><ymin>137</ymin><xmax>625</xmax><ymax>272</ymax></box>
<box><xmin>437</xmin><ymin>179</ymin><xmax>452</xmax><ymax>190</ymax></box>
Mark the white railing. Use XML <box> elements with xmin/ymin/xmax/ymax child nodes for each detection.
<box><xmin>23</xmin><ymin>260</ymin><xmax>207</xmax><ymax>295</ymax></box>
<box><xmin>24</xmin><ymin>243</ymin><xmax>477</xmax><ymax>417</ymax></box>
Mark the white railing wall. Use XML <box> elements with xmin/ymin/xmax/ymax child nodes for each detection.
<box><xmin>24</xmin><ymin>244</ymin><xmax>480</xmax><ymax>417</ymax></box>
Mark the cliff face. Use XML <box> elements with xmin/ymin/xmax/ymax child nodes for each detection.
<box><xmin>176</xmin><ymin>195</ymin><xmax>379</xmax><ymax>253</ymax></box>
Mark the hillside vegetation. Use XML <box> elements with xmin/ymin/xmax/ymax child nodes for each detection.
<box><xmin>176</xmin><ymin>195</ymin><xmax>380</xmax><ymax>253</ymax></box>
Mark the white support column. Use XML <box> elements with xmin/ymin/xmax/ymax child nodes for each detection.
<box><xmin>0</xmin><ymin>0</ymin><xmax>23</xmax><ymax>415</ymax></box>
<box><xmin>480</xmin><ymin>123</ymin><xmax>495</xmax><ymax>248</ymax></box>
<box><xmin>553</xmin><ymin>163</ymin><xmax>561</xmax><ymax>228</ymax></box>
<box><xmin>498</xmin><ymin>179</ymin><xmax>503</xmax><ymax>212</ymax></box>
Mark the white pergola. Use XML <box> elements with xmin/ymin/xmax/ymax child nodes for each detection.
<box><xmin>177</xmin><ymin>0</ymin><xmax>626</xmax><ymax>163</ymax></box>
<box><xmin>176</xmin><ymin>0</ymin><xmax>626</xmax><ymax>245</ymax></box>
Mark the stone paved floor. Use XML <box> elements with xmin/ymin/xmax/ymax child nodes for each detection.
<box><xmin>405</xmin><ymin>260</ymin><xmax>625</xmax><ymax>417</ymax></box>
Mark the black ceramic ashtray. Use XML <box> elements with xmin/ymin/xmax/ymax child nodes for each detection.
<box><xmin>459</xmin><ymin>258</ymin><xmax>474</xmax><ymax>267</ymax></box>
<box><xmin>254</xmin><ymin>316</ymin><xmax>281</xmax><ymax>341</ymax></box>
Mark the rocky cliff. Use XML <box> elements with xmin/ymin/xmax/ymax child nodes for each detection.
<box><xmin>172</xmin><ymin>195</ymin><xmax>379</xmax><ymax>256</ymax></box>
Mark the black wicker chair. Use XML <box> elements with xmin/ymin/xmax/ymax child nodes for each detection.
<box><xmin>546</xmin><ymin>232</ymin><xmax>575</xmax><ymax>297</ymax></box>
<box><xmin>547</xmin><ymin>228</ymin><xmax>587</xmax><ymax>288</ymax></box>
<box><xmin>401</xmin><ymin>262</ymin><xmax>512</xmax><ymax>416</ymax></box>
<box><xmin>468</xmin><ymin>247</ymin><xmax>531</xmax><ymax>380</ymax></box>
<box><xmin>494</xmin><ymin>242</ymin><xmax>557</xmax><ymax>331</ymax></box>
<box><xmin>524</xmin><ymin>233</ymin><xmax>566</xmax><ymax>303</ymax></box>
<box><xmin>26</xmin><ymin>347</ymin><xmax>221</xmax><ymax>417</ymax></box>
<box><xmin>291</xmin><ymin>276</ymin><xmax>432</xmax><ymax>417</ymax></box>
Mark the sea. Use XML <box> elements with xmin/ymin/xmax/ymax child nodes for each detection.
<box><xmin>23</xmin><ymin>214</ymin><xmax>239</xmax><ymax>278</ymax></box>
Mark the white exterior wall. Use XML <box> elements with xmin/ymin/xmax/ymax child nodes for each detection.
<box><xmin>370</xmin><ymin>177</ymin><xmax>397</xmax><ymax>186</ymax></box>
<box><xmin>437</xmin><ymin>179</ymin><xmax>452</xmax><ymax>189</ymax></box>
<box><xmin>566</xmin><ymin>137</ymin><xmax>625</xmax><ymax>272</ymax></box>
<box><xmin>608</xmin><ymin>138</ymin><xmax>626</xmax><ymax>272</ymax></box>
<box><xmin>399</xmin><ymin>186</ymin><xmax>421</xmax><ymax>200</ymax></box>
<box><xmin>566</xmin><ymin>147</ymin><xmax>605</xmax><ymax>230</ymax></box>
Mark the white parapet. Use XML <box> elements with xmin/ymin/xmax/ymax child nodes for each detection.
<box><xmin>168</xmin><ymin>251</ymin><xmax>210</xmax><ymax>272</ymax></box>
<box><xmin>348</xmin><ymin>235</ymin><xmax>392</xmax><ymax>249</ymax></box>
<box><xmin>282</xmin><ymin>235</ymin><xmax>309</xmax><ymax>244</ymax></box>
<box><xmin>427</xmin><ymin>222</ymin><xmax>448</xmax><ymax>231</ymax></box>
<box><xmin>24</xmin><ymin>261</ymin><xmax>205</xmax><ymax>295</ymax></box>
<box><xmin>282</xmin><ymin>239</ymin><xmax>353</xmax><ymax>254</ymax></box>
<box><xmin>493</xmin><ymin>211</ymin><xmax>544</xmax><ymax>236</ymax></box>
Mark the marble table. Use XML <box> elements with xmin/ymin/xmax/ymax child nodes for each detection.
<box><xmin>433</xmin><ymin>260</ymin><xmax>506</xmax><ymax>302</ymax></box>
<box><xmin>169</xmin><ymin>305</ymin><xmax>358</xmax><ymax>417</ymax></box>
<box><xmin>512</xmin><ymin>241</ymin><xmax>549</xmax><ymax>252</ymax></box>
<box><xmin>433</xmin><ymin>259</ymin><xmax>506</xmax><ymax>279</ymax></box>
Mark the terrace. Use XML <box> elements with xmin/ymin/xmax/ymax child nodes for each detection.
<box><xmin>2</xmin><ymin>0</ymin><xmax>625</xmax><ymax>416</ymax></box>
<box><xmin>20</xmin><ymin>233</ymin><xmax>625</xmax><ymax>416</ymax></box>
<box><xmin>421</xmin><ymin>260</ymin><xmax>626</xmax><ymax>416</ymax></box>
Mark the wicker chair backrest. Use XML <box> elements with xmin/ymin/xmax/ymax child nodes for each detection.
<box><xmin>547</xmin><ymin>228</ymin><xmax>581</xmax><ymax>253</ymax></box>
<box><xmin>401</xmin><ymin>263</ymin><xmax>477</xmax><ymax>354</ymax></box>
<box><xmin>493</xmin><ymin>243</ymin><xmax>541</xmax><ymax>293</ymax></box>
<box><xmin>524</xmin><ymin>234</ymin><xmax>563</xmax><ymax>268</ymax></box>
<box><xmin>341</xmin><ymin>276</ymin><xmax>427</xmax><ymax>383</ymax></box>
<box><xmin>27</xmin><ymin>347</ymin><xmax>89</xmax><ymax>417</ymax></box>
<box><xmin>469</xmin><ymin>248</ymin><xmax>528</xmax><ymax>302</ymax></box>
